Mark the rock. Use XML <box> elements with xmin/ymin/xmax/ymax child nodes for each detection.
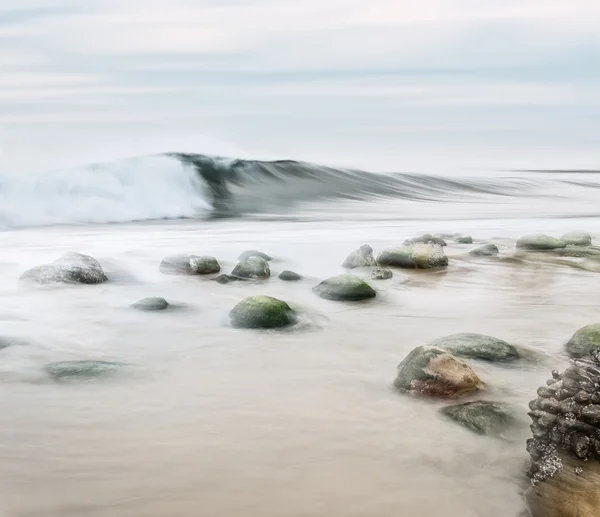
<box><xmin>313</xmin><ymin>274</ymin><xmax>376</xmax><ymax>301</ymax></box>
<box><xmin>342</xmin><ymin>244</ymin><xmax>377</xmax><ymax>269</ymax></box>
<box><xmin>215</xmin><ymin>274</ymin><xmax>240</xmax><ymax>284</ymax></box>
<box><xmin>561</xmin><ymin>231</ymin><xmax>592</xmax><ymax>247</ymax></box>
<box><xmin>238</xmin><ymin>250</ymin><xmax>272</xmax><ymax>262</ymax></box>
<box><xmin>229</xmin><ymin>296</ymin><xmax>295</xmax><ymax>329</ymax></box>
<box><xmin>440</xmin><ymin>401</ymin><xmax>518</xmax><ymax>436</ymax></box>
<box><xmin>279</xmin><ymin>270</ymin><xmax>303</xmax><ymax>281</ymax></box>
<box><xmin>20</xmin><ymin>252</ymin><xmax>108</xmax><ymax>286</ymax></box>
<box><xmin>469</xmin><ymin>244</ymin><xmax>499</xmax><ymax>257</ymax></box>
<box><xmin>369</xmin><ymin>267</ymin><xmax>393</xmax><ymax>280</ymax></box>
<box><xmin>378</xmin><ymin>243</ymin><xmax>448</xmax><ymax>269</ymax></box>
<box><xmin>159</xmin><ymin>254</ymin><xmax>220</xmax><ymax>275</ymax></box>
<box><xmin>516</xmin><ymin>235</ymin><xmax>566</xmax><ymax>251</ymax></box>
<box><xmin>393</xmin><ymin>346</ymin><xmax>483</xmax><ymax>398</ymax></box>
<box><xmin>553</xmin><ymin>246</ymin><xmax>600</xmax><ymax>258</ymax></box>
<box><xmin>565</xmin><ymin>324</ymin><xmax>600</xmax><ymax>358</ymax></box>
<box><xmin>404</xmin><ymin>234</ymin><xmax>447</xmax><ymax>247</ymax></box>
<box><xmin>45</xmin><ymin>360</ymin><xmax>126</xmax><ymax>381</ymax></box>
<box><xmin>132</xmin><ymin>297</ymin><xmax>169</xmax><ymax>311</ymax></box>
<box><xmin>231</xmin><ymin>257</ymin><xmax>270</xmax><ymax>279</ymax></box>
<box><xmin>430</xmin><ymin>333</ymin><xmax>520</xmax><ymax>362</ymax></box>
<box><xmin>455</xmin><ymin>235</ymin><xmax>474</xmax><ymax>244</ymax></box>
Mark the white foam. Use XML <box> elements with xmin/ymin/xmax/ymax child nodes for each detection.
<box><xmin>0</xmin><ymin>155</ymin><xmax>212</xmax><ymax>229</ymax></box>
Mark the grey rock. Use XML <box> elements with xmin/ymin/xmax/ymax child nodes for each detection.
<box><xmin>159</xmin><ymin>254</ymin><xmax>220</xmax><ymax>275</ymax></box>
<box><xmin>132</xmin><ymin>297</ymin><xmax>169</xmax><ymax>311</ymax></box>
<box><xmin>561</xmin><ymin>231</ymin><xmax>592</xmax><ymax>247</ymax></box>
<box><xmin>229</xmin><ymin>296</ymin><xmax>295</xmax><ymax>329</ymax></box>
<box><xmin>378</xmin><ymin>243</ymin><xmax>448</xmax><ymax>269</ymax></box>
<box><xmin>279</xmin><ymin>270</ymin><xmax>303</xmax><ymax>281</ymax></box>
<box><xmin>440</xmin><ymin>401</ymin><xmax>518</xmax><ymax>436</ymax></box>
<box><xmin>20</xmin><ymin>252</ymin><xmax>108</xmax><ymax>286</ymax></box>
<box><xmin>231</xmin><ymin>257</ymin><xmax>270</xmax><ymax>279</ymax></box>
<box><xmin>369</xmin><ymin>267</ymin><xmax>393</xmax><ymax>280</ymax></box>
<box><xmin>455</xmin><ymin>235</ymin><xmax>473</xmax><ymax>244</ymax></box>
<box><xmin>404</xmin><ymin>234</ymin><xmax>447</xmax><ymax>247</ymax></box>
<box><xmin>342</xmin><ymin>244</ymin><xmax>377</xmax><ymax>269</ymax></box>
<box><xmin>566</xmin><ymin>324</ymin><xmax>600</xmax><ymax>358</ymax></box>
<box><xmin>313</xmin><ymin>274</ymin><xmax>376</xmax><ymax>301</ymax></box>
<box><xmin>469</xmin><ymin>244</ymin><xmax>499</xmax><ymax>257</ymax></box>
<box><xmin>516</xmin><ymin>235</ymin><xmax>566</xmax><ymax>251</ymax></box>
<box><xmin>45</xmin><ymin>360</ymin><xmax>127</xmax><ymax>381</ymax></box>
<box><xmin>238</xmin><ymin>250</ymin><xmax>272</xmax><ymax>262</ymax></box>
<box><xmin>430</xmin><ymin>333</ymin><xmax>520</xmax><ymax>362</ymax></box>
<box><xmin>215</xmin><ymin>274</ymin><xmax>240</xmax><ymax>284</ymax></box>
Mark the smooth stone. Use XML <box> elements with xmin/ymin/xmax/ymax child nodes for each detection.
<box><xmin>404</xmin><ymin>234</ymin><xmax>447</xmax><ymax>247</ymax></box>
<box><xmin>229</xmin><ymin>296</ymin><xmax>295</xmax><ymax>329</ymax></box>
<box><xmin>45</xmin><ymin>360</ymin><xmax>126</xmax><ymax>381</ymax></box>
<box><xmin>430</xmin><ymin>333</ymin><xmax>520</xmax><ymax>362</ymax></box>
<box><xmin>369</xmin><ymin>267</ymin><xmax>393</xmax><ymax>280</ymax></box>
<box><xmin>440</xmin><ymin>401</ymin><xmax>518</xmax><ymax>436</ymax></box>
<box><xmin>238</xmin><ymin>250</ymin><xmax>272</xmax><ymax>262</ymax></box>
<box><xmin>394</xmin><ymin>346</ymin><xmax>483</xmax><ymax>398</ymax></box>
<box><xmin>342</xmin><ymin>244</ymin><xmax>377</xmax><ymax>269</ymax></box>
<box><xmin>566</xmin><ymin>324</ymin><xmax>600</xmax><ymax>358</ymax></box>
<box><xmin>279</xmin><ymin>270</ymin><xmax>303</xmax><ymax>281</ymax></box>
<box><xmin>313</xmin><ymin>274</ymin><xmax>376</xmax><ymax>301</ymax></box>
<box><xmin>553</xmin><ymin>246</ymin><xmax>600</xmax><ymax>258</ymax></box>
<box><xmin>231</xmin><ymin>257</ymin><xmax>270</xmax><ymax>279</ymax></box>
<box><xmin>159</xmin><ymin>254</ymin><xmax>220</xmax><ymax>275</ymax></box>
<box><xmin>215</xmin><ymin>274</ymin><xmax>240</xmax><ymax>284</ymax></box>
<box><xmin>469</xmin><ymin>244</ymin><xmax>499</xmax><ymax>257</ymax></box>
<box><xmin>378</xmin><ymin>243</ymin><xmax>448</xmax><ymax>269</ymax></box>
<box><xmin>20</xmin><ymin>252</ymin><xmax>108</xmax><ymax>285</ymax></box>
<box><xmin>516</xmin><ymin>234</ymin><xmax>566</xmax><ymax>251</ymax></box>
<box><xmin>455</xmin><ymin>236</ymin><xmax>473</xmax><ymax>244</ymax></box>
<box><xmin>561</xmin><ymin>231</ymin><xmax>592</xmax><ymax>247</ymax></box>
<box><xmin>132</xmin><ymin>297</ymin><xmax>169</xmax><ymax>311</ymax></box>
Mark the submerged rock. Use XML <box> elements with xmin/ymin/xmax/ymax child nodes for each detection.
<box><xmin>565</xmin><ymin>323</ymin><xmax>600</xmax><ymax>358</ymax></box>
<box><xmin>231</xmin><ymin>256</ymin><xmax>270</xmax><ymax>279</ymax></box>
<box><xmin>20</xmin><ymin>252</ymin><xmax>108</xmax><ymax>286</ymax></box>
<box><xmin>45</xmin><ymin>360</ymin><xmax>126</xmax><ymax>381</ymax></box>
<box><xmin>455</xmin><ymin>235</ymin><xmax>474</xmax><ymax>244</ymax></box>
<box><xmin>440</xmin><ymin>401</ymin><xmax>518</xmax><ymax>436</ymax></box>
<box><xmin>516</xmin><ymin>235</ymin><xmax>566</xmax><ymax>251</ymax></box>
<box><xmin>238</xmin><ymin>250</ymin><xmax>272</xmax><ymax>262</ymax></box>
<box><xmin>369</xmin><ymin>267</ymin><xmax>393</xmax><ymax>280</ymax></box>
<box><xmin>430</xmin><ymin>333</ymin><xmax>520</xmax><ymax>363</ymax></box>
<box><xmin>215</xmin><ymin>274</ymin><xmax>240</xmax><ymax>284</ymax></box>
<box><xmin>561</xmin><ymin>231</ymin><xmax>592</xmax><ymax>247</ymax></box>
<box><xmin>342</xmin><ymin>244</ymin><xmax>377</xmax><ymax>269</ymax></box>
<box><xmin>404</xmin><ymin>234</ymin><xmax>447</xmax><ymax>247</ymax></box>
<box><xmin>229</xmin><ymin>296</ymin><xmax>295</xmax><ymax>329</ymax></box>
<box><xmin>378</xmin><ymin>243</ymin><xmax>448</xmax><ymax>269</ymax></box>
<box><xmin>132</xmin><ymin>297</ymin><xmax>169</xmax><ymax>311</ymax></box>
<box><xmin>469</xmin><ymin>244</ymin><xmax>499</xmax><ymax>257</ymax></box>
<box><xmin>279</xmin><ymin>270</ymin><xmax>303</xmax><ymax>281</ymax></box>
<box><xmin>553</xmin><ymin>246</ymin><xmax>600</xmax><ymax>258</ymax></box>
<box><xmin>313</xmin><ymin>274</ymin><xmax>376</xmax><ymax>301</ymax></box>
<box><xmin>159</xmin><ymin>254</ymin><xmax>220</xmax><ymax>275</ymax></box>
<box><xmin>394</xmin><ymin>346</ymin><xmax>483</xmax><ymax>398</ymax></box>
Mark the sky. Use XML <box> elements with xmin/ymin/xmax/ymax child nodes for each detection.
<box><xmin>0</xmin><ymin>0</ymin><xmax>599</xmax><ymax>173</ymax></box>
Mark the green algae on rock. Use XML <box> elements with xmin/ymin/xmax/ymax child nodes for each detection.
<box><xmin>313</xmin><ymin>274</ymin><xmax>376</xmax><ymax>301</ymax></box>
<box><xmin>229</xmin><ymin>296</ymin><xmax>295</xmax><ymax>329</ymax></box>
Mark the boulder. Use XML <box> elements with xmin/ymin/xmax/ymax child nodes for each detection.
<box><xmin>561</xmin><ymin>231</ymin><xmax>592</xmax><ymax>247</ymax></box>
<box><xmin>20</xmin><ymin>252</ymin><xmax>108</xmax><ymax>286</ymax></box>
<box><xmin>159</xmin><ymin>254</ymin><xmax>220</xmax><ymax>275</ymax></box>
<box><xmin>394</xmin><ymin>346</ymin><xmax>483</xmax><ymax>398</ymax></box>
<box><xmin>378</xmin><ymin>243</ymin><xmax>448</xmax><ymax>269</ymax></box>
<box><xmin>440</xmin><ymin>401</ymin><xmax>518</xmax><ymax>436</ymax></box>
<box><xmin>45</xmin><ymin>360</ymin><xmax>126</xmax><ymax>381</ymax></box>
<box><xmin>313</xmin><ymin>274</ymin><xmax>376</xmax><ymax>301</ymax></box>
<box><xmin>430</xmin><ymin>333</ymin><xmax>520</xmax><ymax>362</ymax></box>
<box><xmin>369</xmin><ymin>267</ymin><xmax>393</xmax><ymax>280</ymax></box>
<box><xmin>469</xmin><ymin>244</ymin><xmax>499</xmax><ymax>257</ymax></box>
<box><xmin>342</xmin><ymin>244</ymin><xmax>377</xmax><ymax>269</ymax></box>
<box><xmin>238</xmin><ymin>250</ymin><xmax>272</xmax><ymax>262</ymax></box>
<box><xmin>215</xmin><ymin>274</ymin><xmax>240</xmax><ymax>284</ymax></box>
<box><xmin>132</xmin><ymin>297</ymin><xmax>169</xmax><ymax>311</ymax></box>
<box><xmin>229</xmin><ymin>296</ymin><xmax>295</xmax><ymax>329</ymax></box>
<box><xmin>455</xmin><ymin>235</ymin><xmax>473</xmax><ymax>244</ymax></box>
<box><xmin>404</xmin><ymin>234</ymin><xmax>447</xmax><ymax>247</ymax></box>
<box><xmin>516</xmin><ymin>235</ymin><xmax>566</xmax><ymax>251</ymax></box>
<box><xmin>565</xmin><ymin>323</ymin><xmax>600</xmax><ymax>358</ymax></box>
<box><xmin>279</xmin><ymin>270</ymin><xmax>303</xmax><ymax>281</ymax></box>
<box><xmin>231</xmin><ymin>257</ymin><xmax>270</xmax><ymax>279</ymax></box>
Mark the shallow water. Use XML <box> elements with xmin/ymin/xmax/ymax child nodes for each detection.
<box><xmin>1</xmin><ymin>187</ymin><xmax>599</xmax><ymax>517</ymax></box>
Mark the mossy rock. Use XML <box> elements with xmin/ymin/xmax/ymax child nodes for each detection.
<box><xmin>132</xmin><ymin>297</ymin><xmax>169</xmax><ymax>311</ymax></box>
<box><xmin>440</xmin><ymin>401</ymin><xmax>518</xmax><ymax>436</ymax></box>
<box><xmin>279</xmin><ymin>270</ymin><xmax>303</xmax><ymax>281</ymax></box>
<box><xmin>404</xmin><ymin>234</ymin><xmax>447</xmax><ymax>247</ymax></box>
<box><xmin>159</xmin><ymin>254</ymin><xmax>220</xmax><ymax>275</ymax></box>
<box><xmin>231</xmin><ymin>257</ymin><xmax>270</xmax><ymax>279</ymax></box>
<box><xmin>229</xmin><ymin>296</ymin><xmax>295</xmax><ymax>329</ymax></box>
<box><xmin>45</xmin><ymin>360</ymin><xmax>127</xmax><ymax>381</ymax></box>
<box><xmin>215</xmin><ymin>274</ymin><xmax>240</xmax><ymax>284</ymax></box>
<box><xmin>566</xmin><ymin>324</ymin><xmax>600</xmax><ymax>358</ymax></box>
<box><xmin>370</xmin><ymin>267</ymin><xmax>393</xmax><ymax>280</ymax></box>
<box><xmin>378</xmin><ymin>243</ymin><xmax>448</xmax><ymax>269</ymax></box>
<box><xmin>342</xmin><ymin>244</ymin><xmax>377</xmax><ymax>269</ymax></box>
<box><xmin>469</xmin><ymin>244</ymin><xmax>499</xmax><ymax>257</ymax></box>
<box><xmin>313</xmin><ymin>274</ymin><xmax>376</xmax><ymax>301</ymax></box>
<box><xmin>394</xmin><ymin>346</ymin><xmax>483</xmax><ymax>398</ymax></box>
<box><xmin>560</xmin><ymin>231</ymin><xmax>592</xmax><ymax>247</ymax></box>
<box><xmin>455</xmin><ymin>236</ymin><xmax>473</xmax><ymax>244</ymax></box>
<box><xmin>430</xmin><ymin>333</ymin><xmax>520</xmax><ymax>362</ymax></box>
<box><xmin>516</xmin><ymin>234</ymin><xmax>566</xmax><ymax>251</ymax></box>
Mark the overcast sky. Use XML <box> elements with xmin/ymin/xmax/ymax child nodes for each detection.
<box><xmin>0</xmin><ymin>0</ymin><xmax>599</xmax><ymax>173</ymax></box>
